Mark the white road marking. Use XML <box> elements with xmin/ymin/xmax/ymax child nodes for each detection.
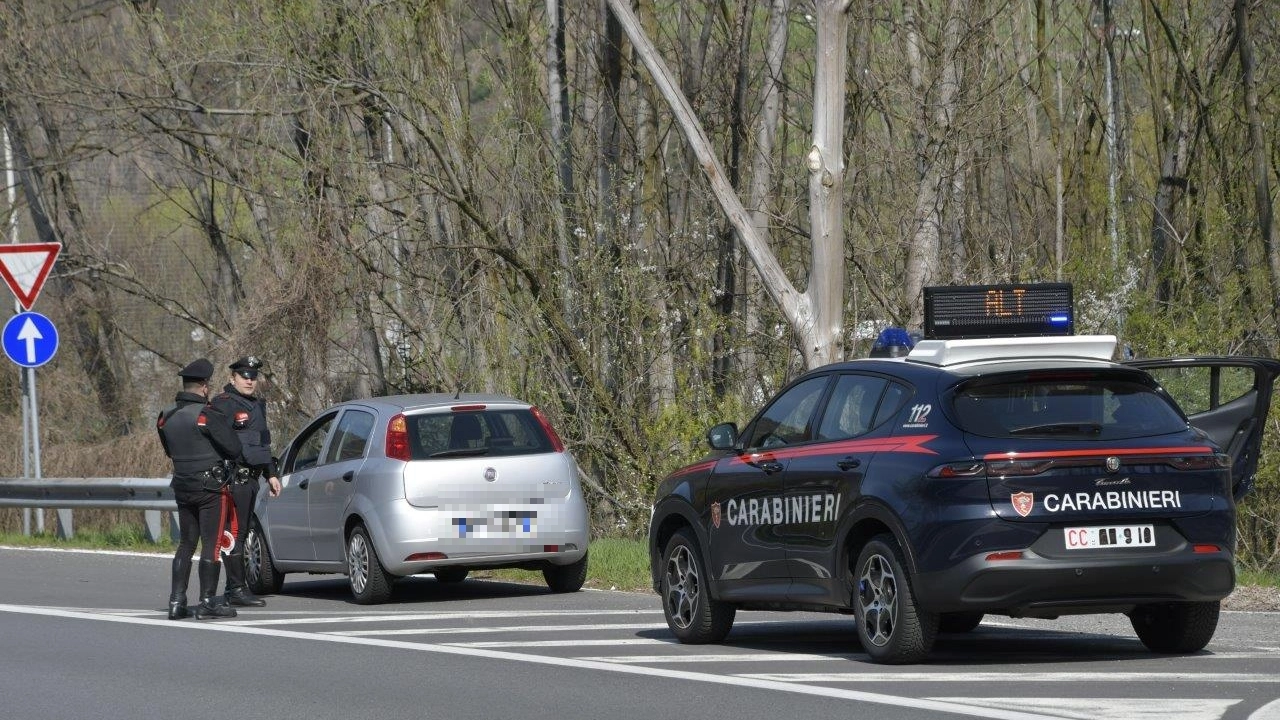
<box><xmin>736</xmin><ymin>672</ymin><xmax>1278</xmax><ymax>683</ymax></box>
<box><xmin>1251</xmin><ymin>698</ymin><xmax>1280</xmax><ymax>720</ymax></box>
<box><xmin>930</xmin><ymin>698</ymin><xmax>1237</xmax><ymax>720</ymax></box>
<box><xmin>583</xmin><ymin>653</ymin><xmax>849</xmax><ymax>664</ymax></box>
<box><xmin>0</xmin><ymin>603</ymin><xmax>1077</xmax><ymax>720</ymax></box>
<box><xmin>325</xmin><ymin>622</ymin><xmax>673</xmax><ymax>636</ymax></box>
<box><xmin>448</xmin><ymin>638</ymin><xmax>673</xmax><ymax>648</ymax></box>
<box><xmin>230</xmin><ymin>609</ymin><xmax>662</xmax><ymax>626</ymax></box>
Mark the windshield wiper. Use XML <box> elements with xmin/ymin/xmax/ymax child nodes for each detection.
<box><xmin>1008</xmin><ymin>422</ymin><xmax>1103</xmax><ymax>436</ymax></box>
<box><xmin>428</xmin><ymin>447</ymin><xmax>492</xmax><ymax>458</ymax></box>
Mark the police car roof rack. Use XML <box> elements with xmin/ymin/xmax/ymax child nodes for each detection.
<box><xmin>905</xmin><ymin>335</ymin><xmax>1118</xmax><ymax>367</ymax></box>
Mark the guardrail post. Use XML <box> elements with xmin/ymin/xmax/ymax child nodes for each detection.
<box><xmin>144</xmin><ymin>510</ymin><xmax>163</xmax><ymax>543</ymax></box>
<box><xmin>55</xmin><ymin>508</ymin><xmax>74</xmax><ymax>539</ymax></box>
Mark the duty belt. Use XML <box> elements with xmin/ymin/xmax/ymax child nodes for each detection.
<box><xmin>232</xmin><ymin>466</ymin><xmax>259</xmax><ymax>484</ymax></box>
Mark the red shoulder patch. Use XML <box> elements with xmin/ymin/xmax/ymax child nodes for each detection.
<box><xmin>197</xmin><ymin>413</ymin><xmax>207</xmax><ymax>427</ymax></box>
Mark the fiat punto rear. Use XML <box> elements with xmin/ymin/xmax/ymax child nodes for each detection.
<box><xmin>246</xmin><ymin>394</ymin><xmax>590</xmax><ymax>604</ymax></box>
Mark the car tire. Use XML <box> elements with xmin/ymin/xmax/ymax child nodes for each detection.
<box><xmin>660</xmin><ymin>528</ymin><xmax>735</xmax><ymax>644</ymax></box>
<box><xmin>1129</xmin><ymin>600</ymin><xmax>1220</xmax><ymax>653</ymax></box>
<box><xmin>853</xmin><ymin>534</ymin><xmax>937</xmax><ymax>664</ymax></box>
<box><xmin>347</xmin><ymin>525</ymin><xmax>394</xmax><ymax>605</ymax></box>
<box><xmin>434</xmin><ymin>568</ymin><xmax>469</xmax><ymax>584</ymax></box>
<box><xmin>245</xmin><ymin>519</ymin><xmax>285</xmax><ymax>595</ymax></box>
<box><xmin>543</xmin><ymin>552</ymin><xmax>588</xmax><ymax>593</ymax></box>
<box><xmin>938</xmin><ymin>612</ymin><xmax>984</xmax><ymax>634</ymax></box>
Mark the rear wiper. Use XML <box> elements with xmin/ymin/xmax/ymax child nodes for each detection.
<box><xmin>1009</xmin><ymin>422</ymin><xmax>1103</xmax><ymax>436</ymax></box>
<box><xmin>428</xmin><ymin>447</ymin><xmax>492</xmax><ymax>458</ymax></box>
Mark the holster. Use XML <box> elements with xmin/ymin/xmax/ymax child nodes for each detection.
<box><xmin>199</xmin><ymin>461</ymin><xmax>232</xmax><ymax>492</ymax></box>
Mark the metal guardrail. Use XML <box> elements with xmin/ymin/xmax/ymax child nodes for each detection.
<box><xmin>0</xmin><ymin>477</ymin><xmax>178</xmax><ymax>542</ymax></box>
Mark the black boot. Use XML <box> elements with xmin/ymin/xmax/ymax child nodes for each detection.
<box><xmin>194</xmin><ymin>560</ymin><xmax>237</xmax><ymax>620</ymax></box>
<box><xmin>223</xmin><ymin>552</ymin><xmax>266</xmax><ymax>607</ymax></box>
<box><xmin>168</xmin><ymin>555</ymin><xmax>191</xmax><ymax>620</ymax></box>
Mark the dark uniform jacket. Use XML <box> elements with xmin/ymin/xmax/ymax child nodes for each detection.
<box><xmin>156</xmin><ymin>391</ymin><xmax>242</xmax><ymax>490</ymax></box>
<box><xmin>210</xmin><ymin>385</ymin><xmax>279</xmax><ymax>479</ymax></box>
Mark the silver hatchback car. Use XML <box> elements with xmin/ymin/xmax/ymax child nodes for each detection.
<box><xmin>243</xmin><ymin>393</ymin><xmax>590</xmax><ymax>604</ymax></box>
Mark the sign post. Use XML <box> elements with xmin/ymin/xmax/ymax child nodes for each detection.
<box><xmin>0</xmin><ymin>241</ymin><xmax>61</xmax><ymax>537</ymax></box>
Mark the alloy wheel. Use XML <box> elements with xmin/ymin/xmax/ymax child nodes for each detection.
<box><xmin>348</xmin><ymin>532</ymin><xmax>369</xmax><ymax>595</ymax></box>
<box><xmin>858</xmin><ymin>552</ymin><xmax>899</xmax><ymax>647</ymax></box>
<box><xmin>664</xmin><ymin>544</ymin><xmax>699</xmax><ymax>630</ymax></box>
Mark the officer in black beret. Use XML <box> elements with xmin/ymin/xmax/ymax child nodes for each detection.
<box><xmin>209</xmin><ymin>355</ymin><xmax>282</xmax><ymax>607</ymax></box>
<box><xmin>157</xmin><ymin>358</ymin><xmax>243</xmax><ymax>620</ymax></box>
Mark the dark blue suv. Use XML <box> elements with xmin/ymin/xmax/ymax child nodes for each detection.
<box><xmin>648</xmin><ymin>292</ymin><xmax>1278</xmax><ymax>664</ymax></box>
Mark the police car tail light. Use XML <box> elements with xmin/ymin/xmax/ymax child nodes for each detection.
<box><xmin>530</xmin><ymin>406</ymin><xmax>565</xmax><ymax>453</ymax></box>
<box><xmin>927</xmin><ymin>462</ymin><xmax>986</xmax><ymax>478</ymax></box>
<box><xmin>1166</xmin><ymin>454</ymin><xmax>1229</xmax><ymax>471</ymax></box>
<box><xmin>385</xmin><ymin>413</ymin><xmax>412</xmax><ymax>461</ymax></box>
<box><xmin>985</xmin><ymin>459</ymin><xmax>1055</xmax><ymax>476</ymax></box>
<box><xmin>985</xmin><ymin>550</ymin><xmax>1023</xmax><ymax>561</ymax></box>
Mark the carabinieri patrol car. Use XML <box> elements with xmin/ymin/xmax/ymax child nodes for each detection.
<box><xmin>648</xmin><ymin>284</ymin><xmax>1279</xmax><ymax>663</ymax></box>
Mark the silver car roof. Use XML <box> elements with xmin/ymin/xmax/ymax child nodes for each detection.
<box><xmin>322</xmin><ymin>393</ymin><xmax>531</xmax><ymax>415</ymax></box>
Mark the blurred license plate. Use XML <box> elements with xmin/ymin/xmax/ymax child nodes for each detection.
<box><xmin>1064</xmin><ymin>524</ymin><xmax>1154</xmax><ymax>549</ymax></box>
<box><xmin>455</xmin><ymin>511</ymin><xmax>537</xmax><ymax>538</ymax></box>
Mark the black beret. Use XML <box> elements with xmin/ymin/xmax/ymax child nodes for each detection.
<box><xmin>229</xmin><ymin>355</ymin><xmax>263</xmax><ymax>378</ymax></box>
<box><xmin>178</xmin><ymin>358</ymin><xmax>214</xmax><ymax>380</ymax></box>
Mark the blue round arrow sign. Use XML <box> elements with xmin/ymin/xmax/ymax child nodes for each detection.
<box><xmin>3</xmin><ymin>311</ymin><xmax>59</xmax><ymax>368</ymax></box>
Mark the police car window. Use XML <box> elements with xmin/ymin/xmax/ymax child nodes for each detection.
<box><xmin>873</xmin><ymin>382</ymin><xmax>911</xmax><ymax>427</ymax></box>
<box><xmin>817</xmin><ymin>375</ymin><xmax>887</xmax><ymax>441</ymax></box>
<box><xmin>744</xmin><ymin>376</ymin><xmax>829</xmax><ymax>449</ymax></box>
<box><xmin>323</xmin><ymin>409</ymin><xmax>375</xmax><ymax>464</ymax></box>
<box><xmin>285</xmin><ymin>413</ymin><xmax>337</xmax><ymax>474</ymax></box>
<box><xmin>952</xmin><ymin>375</ymin><xmax>1185</xmax><ymax>440</ymax></box>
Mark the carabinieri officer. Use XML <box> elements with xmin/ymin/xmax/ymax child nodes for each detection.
<box><xmin>209</xmin><ymin>355</ymin><xmax>282</xmax><ymax>607</ymax></box>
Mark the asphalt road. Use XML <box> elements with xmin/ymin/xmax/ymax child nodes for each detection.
<box><xmin>3</xmin><ymin>546</ymin><xmax>1279</xmax><ymax>720</ymax></box>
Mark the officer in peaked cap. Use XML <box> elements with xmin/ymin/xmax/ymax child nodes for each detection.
<box><xmin>209</xmin><ymin>354</ymin><xmax>281</xmax><ymax>608</ymax></box>
<box><xmin>228</xmin><ymin>355</ymin><xmax>263</xmax><ymax>378</ymax></box>
<box><xmin>157</xmin><ymin>358</ymin><xmax>242</xmax><ymax>620</ymax></box>
<box><xmin>178</xmin><ymin>358</ymin><xmax>215</xmax><ymax>380</ymax></box>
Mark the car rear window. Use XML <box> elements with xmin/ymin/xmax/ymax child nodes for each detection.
<box><xmin>406</xmin><ymin>409</ymin><xmax>554</xmax><ymax>459</ymax></box>
<box><xmin>951</xmin><ymin>372</ymin><xmax>1188</xmax><ymax>440</ymax></box>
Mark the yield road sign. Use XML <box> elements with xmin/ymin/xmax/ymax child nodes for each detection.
<box><xmin>3</xmin><ymin>312</ymin><xmax>59</xmax><ymax>368</ymax></box>
<box><xmin>0</xmin><ymin>243</ymin><xmax>62</xmax><ymax>310</ymax></box>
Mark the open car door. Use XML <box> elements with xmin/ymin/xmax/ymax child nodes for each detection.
<box><xmin>1127</xmin><ymin>357</ymin><xmax>1280</xmax><ymax>501</ymax></box>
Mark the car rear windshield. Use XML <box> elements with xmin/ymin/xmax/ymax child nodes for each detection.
<box><xmin>951</xmin><ymin>372</ymin><xmax>1188</xmax><ymax>440</ymax></box>
<box><xmin>407</xmin><ymin>409</ymin><xmax>554</xmax><ymax>459</ymax></box>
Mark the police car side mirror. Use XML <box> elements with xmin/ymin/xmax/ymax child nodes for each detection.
<box><xmin>706</xmin><ymin>422</ymin><xmax>738</xmax><ymax>451</ymax></box>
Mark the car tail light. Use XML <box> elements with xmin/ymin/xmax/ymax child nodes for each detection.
<box><xmin>451</xmin><ymin>404</ymin><xmax>487</xmax><ymax>412</ymax></box>
<box><xmin>1193</xmin><ymin>544</ymin><xmax>1221</xmax><ymax>554</ymax></box>
<box><xmin>985</xmin><ymin>458</ymin><xmax>1055</xmax><ymax>476</ymax></box>
<box><xmin>543</xmin><ymin>545</ymin><xmax>560</xmax><ymax>553</ymax></box>
<box><xmin>385</xmin><ymin>413</ymin><xmax>411</xmax><ymax>461</ymax></box>
<box><xmin>1167</xmin><ymin>454</ymin><xmax>1229</xmax><ymax>471</ymax></box>
<box><xmin>530</xmin><ymin>406</ymin><xmax>565</xmax><ymax>452</ymax></box>
<box><xmin>927</xmin><ymin>462</ymin><xmax>986</xmax><ymax>478</ymax></box>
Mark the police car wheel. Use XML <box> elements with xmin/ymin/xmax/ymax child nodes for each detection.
<box><xmin>245</xmin><ymin>519</ymin><xmax>284</xmax><ymax>595</ymax></box>
<box><xmin>938</xmin><ymin>612</ymin><xmax>984</xmax><ymax>634</ymax></box>
<box><xmin>660</xmin><ymin>528</ymin><xmax>734</xmax><ymax>644</ymax></box>
<box><xmin>347</xmin><ymin>525</ymin><xmax>394</xmax><ymax>605</ymax></box>
<box><xmin>853</xmin><ymin>534</ymin><xmax>937</xmax><ymax>664</ymax></box>
<box><xmin>1129</xmin><ymin>600</ymin><xmax>1220</xmax><ymax>654</ymax></box>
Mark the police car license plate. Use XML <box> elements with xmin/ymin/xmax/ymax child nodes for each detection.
<box><xmin>1064</xmin><ymin>524</ymin><xmax>1155</xmax><ymax>549</ymax></box>
<box><xmin>455</xmin><ymin>511</ymin><xmax>536</xmax><ymax>538</ymax></box>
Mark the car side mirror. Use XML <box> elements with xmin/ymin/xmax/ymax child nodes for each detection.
<box><xmin>706</xmin><ymin>422</ymin><xmax>738</xmax><ymax>451</ymax></box>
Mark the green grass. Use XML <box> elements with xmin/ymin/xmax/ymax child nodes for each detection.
<box><xmin>1236</xmin><ymin>568</ymin><xmax>1280</xmax><ymax>589</ymax></box>
<box><xmin>0</xmin><ymin>528</ymin><xmax>654</xmax><ymax>592</ymax></box>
